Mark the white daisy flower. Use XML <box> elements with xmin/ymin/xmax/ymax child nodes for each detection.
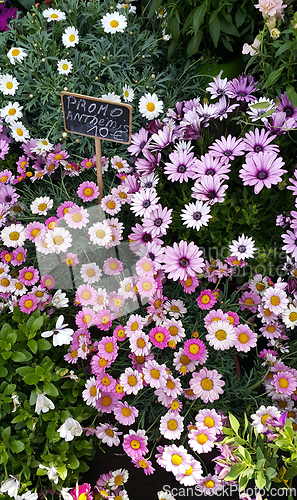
<box><xmin>43</xmin><ymin>8</ymin><xmax>66</xmax><ymax>21</ymax></box>
<box><xmin>0</xmin><ymin>101</ymin><xmax>23</xmax><ymax>123</ymax></box>
<box><xmin>159</xmin><ymin>411</ymin><xmax>184</xmax><ymax>440</ymax></box>
<box><xmin>228</xmin><ymin>234</ymin><xmax>256</xmax><ymax>261</ymax></box>
<box><xmin>7</xmin><ymin>47</ymin><xmax>27</xmax><ymax>65</ymax></box>
<box><xmin>1</xmin><ymin>223</ymin><xmax>25</xmax><ymax>248</ymax></box>
<box><xmin>10</xmin><ymin>121</ymin><xmax>30</xmax><ymax>142</ymax></box>
<box><xmin>44</xmin><ymin>227</ymin><xmax>72</xmax><ymax>254</ymax></box>
<box><xmin>101</xmin><ymin>91</ymin><xmax>121</xmax><ymax>102</ymax></box>
<box><xmin>122</xmin><ymin>84</ymin><xmax>134</xmax><ymax>103</ymax></box>
<box><xmin>251</xmin><ymin>405</ymin><xmax>281</xmax><ymax>433</ymax></box>
<box><xmin>282</xmin><ymin>303</ymin><xmax>297</xmax><ymax>329</ymax></box>
<box><xmin>62</xmin><ymin>27</ymin><xmax>79</xmax><ymax>47</ymax></box>
<box><xmin>80</xmin><ymin>262</ymin><xmax>102</xmax><ymax>284</ymax></box>
<box><xmin>31</xmin><ymin>196</ymin><xmax>53</xmax><ymax>215</ymax></box>
<box><xmin>101</xmin><ymin>12</ymin><xmax>127</xmax><ymax>34</ymax></box>
<box><xmin>0</xmin><ymin>74</ymin><xmax>19</xmax><ymax>96</ymax></box>
<box><xmin>88</xmin><ymin>221</ymin><xmax>112</xmax><ymax>246</ymax></box>
<box><xmin>33</xmin><ymin>138</ymin><xmax>53</xmax><ymax>153</ymax></box>
<box><xmin>139</xmin><ymin>93</ymin><xmax>163</xmax><ymax>120</ymax></box>
<box><xmin>57</xmin><ymin>59</ymin><xmax>73</xmax><ymax>75</ymax></box>
<box><xmin>117</xmin><ymin>3</ymin><xmax>136</xmax><ymax>14</ymax></box>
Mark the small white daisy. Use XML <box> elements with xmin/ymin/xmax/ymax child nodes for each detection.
<box><xmin>101</xmin><ymin>12</ymin><xmax>127</xmax><ymax>34</ymax></box>
<box><xmin>139</xmin><ymin>93</ymin><xmax>163</xmax><ymax>120</ymax></box>
<box><xmin>62</xmin><ymin>27</ymin><xmax>79</xmax><ymax>48</ymax></box>
<box><xmin>57</xmin><ymin>59</ymin><xmax>73</xmax><ymax>75</ymax></box>
<box><xmin>122</xmin><ymin>84</ymin><xmax>134</xmax><ymax>103</ymax></box>
<box><xmin>1</xmin><ymin>223</ymin><xmax>25</xmax><ymax>249</ymax></box>
<box><xmin>7</xmin><ymin>47</ymin><xmax>27</xmax><ymax>65</ymax></box>
<box><xmin>34</xmin><ymin>138</ymin><xmax>54</xmax><ymax>153</ymax></box>
<box><xmin>0</xmin><ymin>74</ymin><xmax>19</xmax><ymax>96</ymax></box>
<box><xmin>44</xmin><ymin>227</ymin><xmax>73</xmax><ymax>254</ymax></box>
<box><xmin>282</xmin><ymin>303</ymin><xmax>297</xmax><ymax>329</ymax></box>
<box><xmin>31</xmin><ymin>196</ymin><xmax>53</xmax><ymax>216</ymax></box>
<box><xmin>10</xmin><ymin>121</ymin><xmax>30</xmax><ymax>142</ymax></box>
<box><xmin>88</xmin><ymin>221</ymin><xmax>112</xmax><ymax>246</ymax></box>
<box><xmin>228</xmin><ymin>234</ymin><xmax>256</xmax><ymax>261</ymax></box>
<box><xmin>43</xmin><ymin>8</ymin><xmax>66</xmax><ymax>21</ymax></box>
<box><xmin>0</xmin><ymin>101</ymin><xmax>23</xmax><ymax>123</ymax></box>
<box><xmin>80</xmin><ymin>262</ymin><xmax>102</xmax><ymax>284</ymax></box>
<box><xmin>101</xmin><ymin>91</ymin><xmax>121</xmax><ymax>102</ymax></box>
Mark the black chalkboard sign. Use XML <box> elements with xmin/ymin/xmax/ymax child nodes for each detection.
<box><xmin>61</xmin><ymin>92</ymin><xmax>132</xmax><ymax>144</ymax></box>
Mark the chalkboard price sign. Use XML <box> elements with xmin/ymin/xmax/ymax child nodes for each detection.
<box><xmin>61</xmin><ymin>92</ymin><xmax>132</xmax><ymax>144</ymax></box>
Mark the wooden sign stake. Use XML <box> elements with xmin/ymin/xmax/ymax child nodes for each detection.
<box><xmin>95</xmin><ymin>137</ymin><xmax>103</xmax><ymax>204</ymax></box>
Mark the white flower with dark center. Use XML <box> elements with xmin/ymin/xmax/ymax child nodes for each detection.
<box><xmin>228</xmin><ymin>234</ymin><xmax>256</xmax><ymax>260</ymax></box>
<box><xmin>35</xmin><ymin>392</ymin><xmax>55</xmax><ymax>414</ymax></box>
<box><xmin>0</xmin><ymin>101</ymin><xmax>23</xmax><ymax>123</ymax></box>
<box><xmin>41</xmin><ymin>315</ymin><xmax>73</xmax><ymax>346</ymax></box>
<box><xmin>7</xmin><ymin>47</ymin><xmax>27</xmax><ymax>65</ymax></box>
<box><xmin>58</xmin><ymin>417</ymin><xmax>83</xmax><ymax>441</ymax></box>
<box><xmin>181</xmin><ymin>200</ymin><xmax>211</xmax><ymax>230</ymax></box>
<box><xmin>57</xmin><ymin>59</ymin><xmax>73</xmax><ymax>75</ymax></box>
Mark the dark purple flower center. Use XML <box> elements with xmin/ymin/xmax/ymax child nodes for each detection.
<box><xmin>140</xmin><ymin>141</ymin><xmax>146</xmax><ymax>149</ymax></box>
<box><xmin>206</xmin><ymin>168</ymin><xmax>215</xmax><ymax>176</ymax></box>
<box><xmin>217</xmin><ymin>89</ymin><xmax>224</xmax><ymax>95</ymax></box>
<box><xmin>257</xmin><ymin>171</ymin><xmax>268</xmax><ymax>180</ymax></box>
<box><xmin>142</xmin><ymin>200</ymin><xmax>150</xmax><ymax>208</ymax></box>
<box><xmin>154</xmin><ymin>218</ymin><xmax>162</xmax><ymax>227</ymax></box>
<box><xmin>254</xmin><ymin>145</ymin><xmax>262</xmax><ymax>152</ymax></box>
<box><xmin>286</xmin><ymin>264</ymin><xmax>293</xmax><ymax>270</ymax></box>
<box><xmin>193</xmin><ymin>212</ymin><xmax>201</xmax><ymax>220</ymax></box>
<box><xmin>148</xmin><ymin>252</ymin><xmax>155</xmax><ymax>260</ymax></box>
<box><xmin>284</xmin><ymin>107</ymin><xmax>293</xmax><ymax>117</ymax></box>
<box><xmin>238</xmin><ymin>91</ymin><xmax>246</xmax><ymax>97</ymax></box>
<box><xmin>207</xmin><ymin>191</ymin><xmax>216</xmax><ymax>200</ymax></box>
<box><xmin>224</xmin><ymin>150</ymin><xmax>232</xmax><ymax>157</ymax></box>
<box><xmin>295</xmin><ymin>239</ymin><xmax>297</xmax><ymax>246</ymax></box>
<box><xmin>177</xmin><ymin>165</ymin><xmax>186</xmax><ymax>173</ymax></box>
<box><xmin>238</xmin><ymin>245</ymin><xmax>246</xmax><ymax>253</ymax></box>
<box><xmin>5</xmin><ymin>196</ymin><xmax>12</xmax><ymax>202</ymax></box>
<box><xmin>179</xmin><ymin>258</ymin><xmax>189</xmax><ymax>267</ymax></box>
<box><xmin>143</xmin><ymin>234</ymin><xmax>152</xmax><ymax>242</ymax></box>
<box><xmin>144</xmin><ymin>182</ymin><xmax>152</xmax><ymax>188</ymax></box>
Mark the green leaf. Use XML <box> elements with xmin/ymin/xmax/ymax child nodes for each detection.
<box><xmin>193</xmin><ymin>3</ymin><xmax>207</xmax><ymax>34</ymax></box>
<box><xmin>186</xmin><ymin>32</ymin><xmax>202</xmax><ymax>57</ymax></box>
<box><xmin>46</xmin><ymin>421</ymin><xmax>56</xmax><ymax>441</ymax></box>
<box><xmin>28</xmin><ymin>339</ymin><xmax>38</xmax><ymax>354</ymax></box>
<box><xmin>235</xmin><ymin>9</ymin><xmax>246</xmax><ymax>28</ymax></box>
<box><xmin>16</xmin><ymin>366</ymin><xmax>34</xmax><ymax>376</ymax></box>
<box><xmin>284</xmin><ymin>466</ymin><xmax>297</xmax><ymax>480</ymax></box>
<box><xmin>56</xmin><ymin>464</ymin><xmax>67</xmax><ymax>480</ymax></box>
<box><xmin>10</xmin><ymin>440</ymin><xmax>25</xmax><ymax>453</ymax></box>
<box><xmin>43</xmin><ymin>382</ymin><xmax>59</xmax><ymax>397</ymax></box>
<box><xmin>219</xmin><ymin>16</ymin><xmax>239</xmax><ymax>36</ymax></box>
<box><xmin>67</xmin><ymin>455</ymin><xmax>80</xmax><ymax>469</ymax></box>
<box><xmin>275</xmin><ymin>41</ymin><xmax>293</xmax><ymax>57</ymax></box>
<box><xmin>17</xmin><ymin>0</ymin><xmax>35</xmax><ymax>8</ymax></box>
<box><xmin>224</xmin><ymin>464</ymin><xmax>246</xmax><ymax>481</ymax></box>
<box><xmin>250</xmin><ymin>101</ymin><xmax>275</xmax><ymax>109</ymax></box>
<box><xmin>286</xmin><ymin>84</ymin><xmax>297</xmax><ymax>108</ymax></box>
<box><xmin>263</xmin><ymin>65</ymin><xmax>285</xmax><ymax>88</ymax></box>
<box><xmin>266</xmin><ymin>467</ymin><xmax>276</xmax><ymax>479</ymax></box>
<box><xmin>31</xmin><ymin>316</ymin><xmax>44</xmax><ymax>333</ymax></box>
<box><xmin>0</xmin><ymin>323</ymin><xmax>13</xmax><ymax>339</ymax></box>
<box><xmin>3</xmin><ymin>384</ymin><xmax>16</xmax><ymax>396</ymax></box>
<box><xmin>1</xmin><ymin>426</ymin><xmax>11</xmax><ymax>442</ymax></box>
<box><xmin>209</xmin><ymin>16</ymin><xmax>220</xmax><ymax>47</ymax></box>
<box><xmin>23</xmin><ymin>373</ymin><xmax>40</xmax><ymax>385</ymax></box>
<box><xmin>229</xmin><ymin>413</ymin><xmax>240</xmax><ymax>434</ymax></box>
<box><xmin>0</xmin><ymin>365</ymin><xmax>8</xmax><ymax>377</ymax></box>
<box><xmin>11</xmin><ymin>350</ymin><xmax>32</xmax><ymax>362</ymax></box>
<box><xmin>223</xmin><ymin>426</ymin><xmax>235</xmax><ymax>436</ymax></box>
<box><xmin>11</xmin><ymin>414</ymin><xmax>25</xmax><ymax>423</ymax></box>
<box><xmin>170</xmin><ymin>17</ymin><xmax>180</xmax><ymax>41</ymax></box>
<box><xmin>37</xmin><ymin>338</ymin><xmax>52</xmax><ymax>351</ymax></box>
<box><xmin>255</xmin><ymin>471</ymin><xmax>266</xmax><ymax>489</ymax></box>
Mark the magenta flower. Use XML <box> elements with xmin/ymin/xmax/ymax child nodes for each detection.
<box><xmin>127</xmin><ymin>127</ymin><xmax>149</xmax><ymax>156</ymax></box>
<box><xmin>77</xmin><ymin>181</ymin><xmax>99</xmax><ymax>202</ymax></box>
<box><xmin>196</xmin><ymin>289</ymin><xmax>217</xmax><ymax>310</ymax></box>
<box><xmin>149</xmin><ymin>325</ymin><xmax>170</xmax><ymax>349</ymax></box>
<box><xmin>226</xmin><ymin>76</ymin><xmax>257</xmax><ymax>102</ymax></box>
<box><xmin>135</xmin><ymin>149</ymin><xmax>161</xmax><ymax>176</ymax></box>
<box><xmin>162</xmin><ymin>240</ymin><xmax>204</xmax><ymax>281</ymax></box>
<box><xmin>123</xmin><ymin>429</ymin><xmax>148</xmax><ymax>460</ymax></box>
<box><xmin>18</xmin><ymin>266</ymin><xmax>39</xmax><ymax>286</ymax></box>
<box><xmin>239</xmin><ymin>151</ymin><xmax>286</xmax><ymax>194</ymax></box>
<box><xmin>164</xmin><ymin>149</ymin><xmax>197</xmax><ymax>183</ymax></box>
<box><xmin>183</xmin><ymin>338</ymin><xmax>207</xmax><ymax>362</ymax></box>
<box><xmin>114</xmin><ymin>401</ymin><xmax>139</xmax><ymax>425</ymax></box>
<box><xmin>192</xmin><ymin>175</ymin><xmax>228</xmax><ymax>205</ymax></box>
<box><xmin>19</xmin><ymin>293</ymin><xmax>38</xmax><ymax>314</ymax></box>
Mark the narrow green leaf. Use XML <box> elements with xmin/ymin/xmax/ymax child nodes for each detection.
<box><xmin>275</xmin><ymin>41</ymin><xmax>293</xmax><ymax>57</ymax></box>
<box><xmin>209</xmin><ymin>16</ymin><xmax>220</xmax><ymax>47</ymax></box>
<box><xmin>235</xmin><ymin>9</ymin><xmax>246</xmax><ymax>28</ymax></box>
<box><xmin>193</xmin><ymin>3</ymin><xmax>207</xmax><ymax>34</ymax></box>
<box><xmin>186</xmin><ymin>32</ymin><xmax>202</xmax><ymax>57</ymax></box>
<box><xmin>229</xmin><ymin>413</ymin><xmax>240</xmax><ymax>434</ymax></box>
<box><xmin>255</xmin><ymin>471</ymin><xmax>266</xmax><ymax>489</ymax></box>
<box><xmin>224</xmin><ymin>464</ymin><xmax>246</xmax><ymax>481</ymax></box>
<box><xmin>286</xmin><ymin>84</ymin><xmax>297</xmax><ymax>108</ymax></box>
<box><xmin>263</xmin><ymin>65</ymin><xmax>285</xmax><ymax>88</ymax></box>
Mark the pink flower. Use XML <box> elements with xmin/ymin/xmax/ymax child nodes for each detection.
<box><xmin>96</xmin><ymin>309</ymin><xmax>114</xmax><ymax>331</ymax></box>
<box><xmin>97</xmin><ymin>336</ymin><xmax>119</xmax><ymax>362</ymax></box>
<box><xmin>196</xmin><ymin>289</ymin><xmax>217</xmax><ymax>310</ymax></box>
<box><xmin>123</xmin><ymin>429</ymin><xmax>148</xmax><ymax>459</ymax></box>
<box><xmin>162</xmin><ymin>240</ymin><xmax>204</xmax><ymax>282</ymax></box>
<box><xmin>103</xmin><ymin>257</ymin><xmax>123</xmax><ymax>276</ymax></box>
<box><xmin>77</xmin><ymin>181</ymin><xmax>99</xmax><ymax>202</ymax></box>
<box><xmin>114</xmin><ymin>401</ymin><xmax>139</xmax><ymax>426</ymax></box>
<box><xmin>255</xmin><ymin>0</ymin><xmax>286</xmax><ymax>18</ymax></box>
<box><xmin>70</xmin><ymin>483</ymin><xmax>92</xmax><ymax>500</ymax></box>
<box><xmin>19</xmin><ymin>293</ymin><xmax>38</xmax><ymax>314</ymax></box>
<box><xmin>234</xmin><ymin>324</ymin><xmax>258</xmax><ymax>352</ymax></box>
<box><xmin>183</xmin><ymin>338</ymin><xmax>208</xmax><ymax>362</ymax></box>
<box><xmin>149</xmin><ymin>326</ymin><xmax>170</xmax><ymax>349</ymax></box>
<box><xmin>190</xmin><ymin>367</ymin><xmax>225</xmax><ymax>403</ymax></box>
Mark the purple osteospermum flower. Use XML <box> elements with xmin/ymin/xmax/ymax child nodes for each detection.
<box><xmin>287</xmin><ymin>173</ymin><xmax>297</xmax><ymax>196</ymax></box>
<box><xmin>243</xmin><ymin>128</ymin><xmax>279</xmax><ymax>158</ymax></box>
<box><xmin>0</xmin><ymin>139</ymin><xmax>9</xmax><ymax>160</ymax></box>
<box><xmin>206</xmin><ymin>74</ymin><xmax>233</xmax><ymax>99</ymax></box>
<box><xmin>195</xmin><ymin>102</ymin><xmax>218</xmax><ymax>126</ymax></box>
<box><xmin>226</xmin><ymin>75</ymin><xmax>257</xmax><ymax>102</ymax></box>
<box><xmin>130</xmin><ymin>187</ymin><xmax>160</xmax><ymax>218</ymax></box>
<box><xmin>128</xmin><ymin>223</ymin><xmax>163</xmax><ymax>253</ymax></box>
<box><xmin>164</xmin><ymin>149</ymin><xmax>198</xmax><ymax>183</ymax></box>
<box><xmin>145</xmin><ymin>241</ymin><xmax>165</xmax><ymax>269</ymax></box>
<box><xmin>192</xmin><ymin>153</ymin><xmax>230</xmax><ymax>180</ymax></box>
<box><xmin>127</xmin><ymin>127</ymin><xmax>149</xmax><ymax>156</ymax></box>
<box><xmin>0</xmin><ymin>184</ymin><xmax>19</xmax><ymax>206</ymax></box>
<box><xmin>135</xmin><ymin>149</ymin><xmax>161</xmax><ymax>176</ymax></box>
<box><xmin>180</xmin><ymin>109</ymin><xmax>202</xmax><ymax>140</ymax></box>
<box><xmin>142</xmin><ymin>204</ymin><xmax>173</xmax><ymax>237</ymax></box>
<box><xmin>266</xmin><ymin>110</ymin><xmax>295</xmax><ymax>136</ymax></box>
<box><xmin>208</xmin><ymin>134</ymin><xmax>245</xmax><ymax>164</ymax></box>
<box><xmin>162</xmin><ymin>240</ymin><xmax>204</xmax><ymax>281</ymax></box>
<box><xmin>239</xmin><ymin>151</ymin><xmax>286</xmax><ymax>194</ymax></box>
<box><xmin>180</xmin><ymin>200</ymin><xmax>211</xmax><ymax>230</ymax></box>
<box><xmin>282</xmin><ymin>229</ymin><xmax>297</xmax><ymax>259</ymax></box>
<box><xmin>192</xmin><ymin>175</ymin><xmax>228</xmax><ymax>205</ymax></box>
<box><xmin>215</xmin><ymin>96</ymin><xmax>239</xmax><ymax>120</ymax></box>
<box><xmin>148</xmin><ymin>124</ymin><xmax>180</xmax><ymax>151</ymax></box>
<box><xmin>277</xmin><ymin>92</ymin><xmax>297</xmax><ymax>121</ymax></box>
<box><xmin>0</xmin><ymin>6</ymin><xmax>19</xmax><ymax>31</ymax></box>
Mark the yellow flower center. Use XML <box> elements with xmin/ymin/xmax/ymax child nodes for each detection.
<box><xmin>278</xmin><ymin>377</ymin><xmax>289</xmax><ymax>389</ymax></box>
<box><xmin>167</xmin><ymin>419</ymin><xmax>178</xmax><ymax>430</ymax></box>
<box><xmin>109</xmin><ymin>262</ymin><xmax>119</xmax><ymax>270</ymax></box>
<box><xmin>90</xmin><ymin>386</ymin><xmax>97</xmax><ymax>397</ymax></box>
<box><xmin>107</xmin><ymin>200</ymin><xmax>116</xmax><ymax>209</ymax></box>
<box><xmin>38</xmin><ymin>203</ymin><xmax>47</xmax><ymax>211</ymax></box>
<box><xmin>104</xmin><ymin>342</ymin><xmax>114</xmax><ymax>353</ymax></box>
<box><xmin>131</xmin><ymin>321</ymin><xmax>139</xmax><ymax>331</ymax></box>
<box><xmin>130</xmin><ymin>439</ymin><xmax>140</xmax><ymax>449</ymax></box>
<box><xmin>102</xmin><ymin>396</ymin><xmax>112</xmax><ymax>407</ymax></box>
<box><xmin>169</xmin><ymin>326</ymin><xmax>178</xmax><ymax>336</ymax></box>
<box><xmin>86</xmin><ymin>269</ymin><xmax>95</xmax><ymax>277</ymax></box>
<box><xmin>146</xmin><ymin>102</ymin><xmax>155</xmax><ymax>112</ymax></box>
<box><xmin>185</xmin><ymin>466</ymin><xmax>193</xmax><ymax>476</ymax></box>
<box><xmin>81</xmin><ymin>290</ymin><xmax>91</xmax><ymax>300</ymax></box>
<box><xmin>122</xmin><ymin>407</ymin><xmax>131</xmax><ymax>417</ymax></box>
<box><xmin>205</xmin><ymin>480</ymin><xmax>215</xmax><ymax>489</ymax></box>
<box><xmin>24</xmin><ymin>299</ymin><xmax>34</xmax><ymax>309</ymax></box>
<box><xmin>189</xmin><ymin>343</ymin><xmax>199</xmax><ymax>354</ymax></box>
<box><xmin>201</xmin><ymin>378</ymin><xmax>213</xmax><ymax>391</ymax></box>
<box><xmin>289</xmin><ymin>312</ymin><xmax>297</xmax><ymax>322</ymax></box>
<box><xmin>1</xmin><ymin>278</ymin><xmax>9</xmax><ymax>287</ymax></box>
<box><xmin>16</xmin><ymin>128</ymin><xmax>23</xmax><ymax>136</ymax></box>
<box><xmin>62</xmin><ymin>63</ymin><xmax>68</xmax><ymax>70</ymax></box>
<box><xmin>101</xmin><ymin>376</ymin><xmax>111</xmax><ymax>386</ymax></box>
<box><xmin>137</xmin><ymin>338</ymin><xmax>146</xmax><ymax>348</ymax></box>
<box><xmin>261</xmin><ymin>414</ymin><xmax>270</xmax><ymax>424</ymax></box>
<box><xmin>138</xmin><ymin>460</ymin><xmax>148</xmax><ymax>469</ymax></box>
<box><xmin>7</xmin><ymin>108</ymin><xmax>16</xmax><ymax>116</ymax></box>
<box><xmin>180</xmin><ymin>354</ymin><xmax>190</xmax><ymax>365</ymax></box>
<box><xmin>143</xmin><ymin>281</ymin><xmax>152</xmax><ymax>290</ymax></box>
<box><xmin>106</xmin><ymin>428</ymin><xmax>114</xmax><ymax>437</ymax></box>
<box><xmin>204</xmin><ymin>416</ymin><xmax>215</xmax><ymax>428</ymax></box>
<box><xmin>83</xmin><ymin>314</ymin><xmax>92</xmax><ymax>324</ymax></box>
<box><xmin>53</xmin><ymin>236</ymin><xmax>64</xmax><ymax>245</ymax></box>
<box><xmin>271</xmin><ymin>295</ymin><xmax>280</xmax><ymax>306</ymax></box>
<box><xmin>128</xmin><ymin>375</ymin><xmax>137</xmax><ymax>386</ymax></box>
<box><xmin>83</xmin><ymin>187</ymin><xmax>94</xmax><ymax>197</ymax></box>
<box><xmin>24</xmin><ymin>271</ymin><xmax>34</xmax><ymax>281</ymax></box>
<box><xmin>44</xmin><ymin>278</ymin><xmax>52</xmax><ymax>287</ymax></box>
<box><xmin>184</xmin><ymin>277</ymin><xmax>192</xmax><ymax>287</ymax></box>
<box><xmin>215</xmin><ymin>329</ymin><xmax>227</xmax><ymax>341</ymax></box>
<box><xmin>96</xmin><ymin>229</ymin><xmax>106</xmax><ymax>239</ymax></box>
<box><xmin>21</xmin><ymin>160</ymin><xmax>27</xmax><ymax>168</ymax></box>
<box><xmin>238</xmin><ymin>332</ymin><xmax>249</xmax><ymax>344</ymax></box>
<box><xmin>50</xmin><ymin>13</ymin><xmax>59</xmax><ymax>18</ymax></box>
<box><xmin>245</xmin><ymin>298</ymin><xmax>254</xmax><ymax>306</ymax></box>
<box><xmin>201</xmin><ymin>294</ymin><xmax>210</xmax><ymax>304</ymax></box>
<box><xmin>117</xmin><ymin>328</ymin><xmax>125</xmax><ymax>338</ymax></box>
<box><xmin>110</xmin><ymin>20</ymin><xmax>119</xmax><ymax>28</ymax></box>
<box><xmin>101</xmin><ymin>315</ymin><xmax>110</xmax><ymax>325</ymax></box>
<box><xmin>9</xmin><ymin>231</ymin><xmax>20</xmax><ymax>241</ymax></box>
<box><xmin>256</xmin><ymin>283</ymin><xmax>265</xmax><ymax>291</ymax></box>
<box><xmin>12</xmin><ymin>49</ymin><xmax>20</xmax><ymax>56</ymax></box>
<box><xmin>166</xmin><ymin>379</ymin><xmax>175</xmax><ymax>390</ymax></box>
<box><xmin>69</xmin><ymin>34</ymin><xmax>75</xmax><ymax>42</ymax></box>
<box><xmin>6</xmin><ymin>82</ymin><xmax>13</xmax><ymax>89</ymax></box>
<box><xmin>196</xmin><ymin>433</ymin><xmax>208</xmax><ymax>444</ymax></box>
<box><xmin>171</xmin><ymin>454</ymin><xmax>182</xmax><ymax>465</ymax></box>
<box><xmin>150</xmin><ymin>369</ymin><xmax>160</xmax><ymax>379</ymax></box>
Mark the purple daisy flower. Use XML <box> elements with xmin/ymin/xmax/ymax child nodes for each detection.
<box><xmin>0</xmin><ymin>184</ymin><xmax>19</xmax><ymax>206</ymax></box>
<box><xmin>144</xmin><ymin>241</ymin><xmax>165</xmax><ymax>269</ymax></box>
<box><xmin>180</xmin><ymin>109</ymin><xmax>202</xmax><ymax>140</ymax></box>
<box><xmin>226</xmin><ymin>75</ymin><xmax>257</xmax><ymax>102</ymax></box>
<box><xmin>192</xmin><ymin>175</ymin><xmax>228</xmax><ymax>205</ymax></box>
<box><xmin>208</xmin><ymin>134</ymin><xmax>245</xmax><ymax>164</ymax></box>
<box><xmin>206</xmin><ymin>74</ymin><xmax>233</xmax><ymax>99</ymax></box>
<box><xmin>127</xmin><ymin>128</ymin><xmax>149</xmax><ymax>156</ymax></box>
<box><xmin>130</xmin><ymin>187</ymin><xmax>160</xmax><ymax>218</ymax></box>
<box><xmin>148</xmin><ymin>124</ymin><xmax>180</xmax><ymax>151</ymax></box>
<box><xmin>135</xmin><ymin>149</ymin><xmax>161</xmax><ymax>176</ymax></box>
<box><xmin>128</xmin><ymin>223</ymin><xmax>163</xmax><ymax>253</ymax></box>
<box><xmin>239</xmin><ymin>151</ymin><xmax>286</xmax><ymax>194</ymax></box>
<box><xmin>277</xmin><ymin>92</ymin><xmax>297</xmax><ymax>121</ymax></box>
<box><xmin>282</xmin><ymin>229</ymin><xmax>297</xmax><ymax>259</ymax></box>
<box><xmin>162</xmin><ymin>240</ymin><xmax>204</xmax><ymax>281</ymax></box>
<box><xmin>287</xmin><ymin>173</ymin><xmax>297</xmax><ymax>196</ymax></box>
<box><xmin>0</xmin><ymin>6</ymin><xmax>19</xmax><ymax>31</ymax></box>
<box><xmin>193</xmin><ymin>153</ymin><xmax>230</xmax><ymax>181</ymax></box>
<box><xmin>0</xmin><ymin>139</ymin><xmax>10</xmax><ymax>160</ymax></box>
<box><xmin>164</xmin><ymin>149</ymin><xmax>198</xmax><ymax>183</ymax></box>
<box><xmin>142</xmin><ymin>204</ymin><xmax>173</xmax><ymax>237</ymax></box>
<box><xmin>195</xmin><ymin>102</ymin><xmax>218</xmax><ymax>126</ymax></box>
<box><xmin>243</xmin><ymin>128</ymin><xmax>279</xmax><ymax>158</ymax></box>
<box><xmin>266</xmin><ymin>111</ymin><xmax>295</xmax><ymax>136</ymax></box>
<box><xmin>215</xmin><ymin>96</ymin><xmax>239</xmax><ymax>120</ymax></box>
